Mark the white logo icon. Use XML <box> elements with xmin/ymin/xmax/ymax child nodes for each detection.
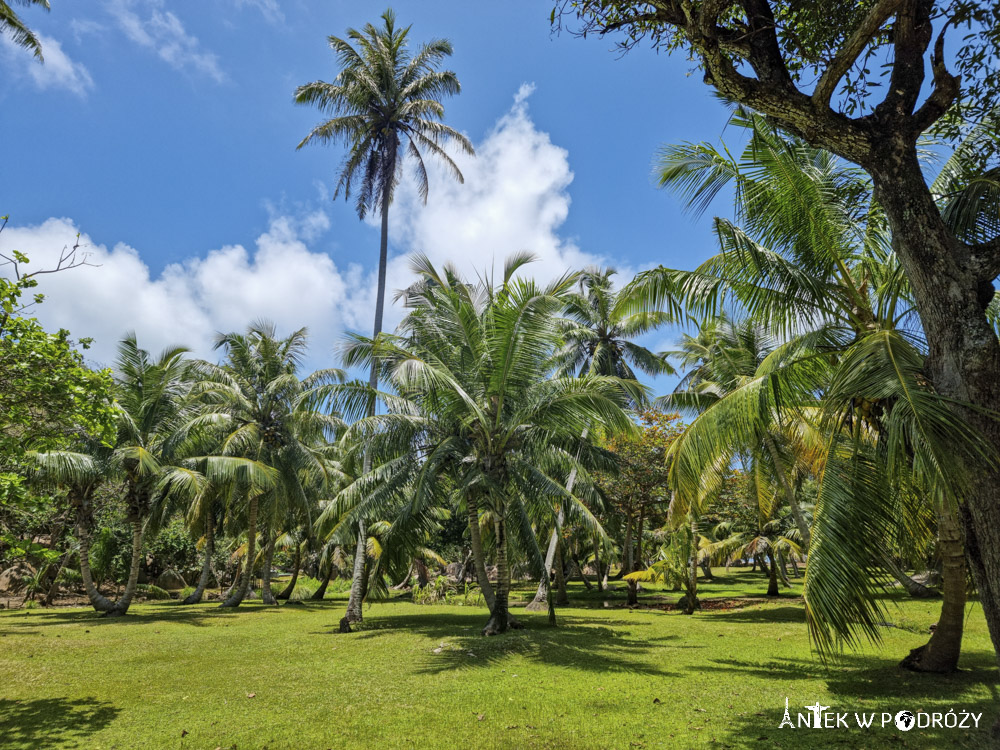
<box><xmin>895</xmin><ymin>711</ymin><xmax>915</xmax><ymax>731</ymax></box>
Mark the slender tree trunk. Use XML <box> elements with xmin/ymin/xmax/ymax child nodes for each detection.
<box><xmin>465</xmin><ymin>492</ymin><xmax>496</xmax><ymax>611</ymax></box>
<box><xmin>554</xmin><ymin>541</ymin><xmax>569</xmax><ymax>606</ymax></box>
<box><xmin>525</xmin><ymin>509</ymin><xmax>564</xmax><ymax>612</ymax></box>
<box><xmin>682</xmin><ymin>516</ymin><xmax>701</xmax><ymax>614</ymax></box>
<box><xmin>789</xmin><ymin>555</ymin><xmax>800</xmax><ymax>578</ymax></box>
<box><xmin>593</xmin><ymin>537</ymin><xmax>604</xmax><ymax>592</ymax></box>
<box><xmin>700</xmin><ymin>558</ymin><xmax>714</xmax><ymax>580</ymax></box>
<box><xmin>344</xmin><ymin>184</ymin><xmax>395</xmax><ymax>629</ymax></box>
<box><xmin>221</xmin><ymin>496</ymin><xmax>257</xmax><ymax>608</ymax></box>
<box><xmin>311</xmin><ymin>557</ymin><xmax>335</xmax><ymax>600</ymax></box>
<box><xmin>276</xmin><ymin>542</ymin><xmax>301</xmax><ymax>600</ymax></box>
<box><xmin>108</xmin><ymin>516</ymin><xmax>144</xmax><ymax>616</ymax></box>
<box><xmin>457</xmin><ymin>550</ymin><xmax>473</xmax><ymax>583</ymax></box>
<box><xmin>901</xmin><ymin>506</ymin><xmax>967</xmax><ymax>673</ymax></box>
<box><xmin>260</xmin><ymin>534</ymin><xmax>277</xmax><ymax>605</ymax></box>
<box><xmin>763</xmin><ymin>435</ymin><xmax>810</xmax><ymax>550</ymax></box>
<box><xmin>573</xmin><ymin>551</ymin><xmax>593</xmax><ymax>590</ymax></box>
<box><xmin>42</xmin><ymin>546</ymin><xmax>73</xmax><ymax>606</ymax></box>
<box><xmin>183</xmin><ymin>515</ymin><xmax>214</xmax><ymax>605</ymax></box>
<box><xmin>776</xmin><ymin>550</ymin><xmax>792</xmax><ymax>587</ymax></box>
<box><xmin>483</xmin><ymin>512</ymin><xmax>520</xmax><ymax>635</ymax></box>
<box><xmin>765</xmin><ymin>550</ymin><xmax>780</xmax><ymax>597</ymax></box>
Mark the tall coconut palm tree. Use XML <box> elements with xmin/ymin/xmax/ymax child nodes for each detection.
<box><xmin>1</xmin><ymin>0</ymin><xmax>48</xmax><ymax>59</ymax></box>
<box><xmin>190</xmin><ymin>322</ymin><xmax>344</xmax><ymax>608</ymax></box>
<box><xmin>332</xmin><ymin>256</ymin><xmax>641</xmax><ymax>634</ymax></box>
<box><xmin>525</xmin><ymin>267</ymin><xmax>673</xmax><ymax>611</ymax></box>
<box><xmin>295</xmin><ymin>8</ymin><xmax>473</xmax><ymax>626</ymax></box>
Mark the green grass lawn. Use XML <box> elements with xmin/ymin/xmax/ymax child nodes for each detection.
<box><xmin>1</xmin><ymin>569</ymin><xmax>996</xmax><ymax>749</ymax></box>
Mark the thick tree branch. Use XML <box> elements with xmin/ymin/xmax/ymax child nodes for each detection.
<box><xmin>970</xmin><ymin>235</ymin><xmax>1000</xmax><ymax>283</ymax></box>
<box><xmin>812</xmin><ymin>0</ymin><xmax>902</xmax><ymax>107</ymax></box>
<box><xmin>910</xmin><ymin>22</ymin><xmax>961</xmax><ymax>136</ymax></box>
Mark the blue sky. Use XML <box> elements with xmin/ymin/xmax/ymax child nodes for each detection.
<box><xmin>1</xmin><ymin>1</ymin><xmax>737</xmax><ymax>391</ymax></box>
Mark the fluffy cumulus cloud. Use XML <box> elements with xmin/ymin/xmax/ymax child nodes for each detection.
<box><xmin>3</xmin><ymin>87</ymin><xmax>603</xmax><ymax>369</ymax></box>
<box><xmin>0</xmin><ymin>33</ymin><xmax>94</xmax><ymax>97</ymax></box>
<box><xmin>106</xmin><ymin>0</ymin><xmax>226</xmax><ymax>82</ymax></box>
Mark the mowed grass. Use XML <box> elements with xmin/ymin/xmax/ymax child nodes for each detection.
<box><xmin>0</xmin><ymin>569</ymin><xmax>997</xmax><ymax>749</ymax></box>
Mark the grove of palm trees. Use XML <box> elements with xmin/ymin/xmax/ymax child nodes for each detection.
<box><xmin>2</xmin><ymin>3</ymin><xmax>1000</xmax><ymax>748</ymax></box>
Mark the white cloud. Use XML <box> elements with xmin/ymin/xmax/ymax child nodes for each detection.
<box><xmin>234</xmin><ymin>0</ymin><xmax>284</xmax><ymax>24</ymax></box>
<box><xmin>2</xmin><ymin>88</ymin><xmax>605</xmax><ymax>371</ymax></box>
<box><xmin>106</xmin><ymin>0</ymin><xmax>226</xmax><ymax>83</ymax></box>
<box><xmin>0</xmin><ymin>33</ymin><xmax>94</xmax><ymax>97</ymax></box>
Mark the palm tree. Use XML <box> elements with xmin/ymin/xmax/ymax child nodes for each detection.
<box><xmin>190</xmin><ymin>322</ymin><xmax>344</xmax><ymax>608</ymax></box>
<box><xmin>333</xmin><ymin>256</ymin><xmax>640</xmax><ymax>634</ymax></box>
<box><xmin>295</xmin><ymin>8</ymin><xmax>473</xmax><ymax>626</ymax></box>
<box><xmin>524</xmin><ymin>267</ymin><xmax>672</xmax><ymax>611</ymax></box>
<box><xmin>1</xmin><ymin>0</ymin><xmax>48</xmax><ymax>60</ymax></box>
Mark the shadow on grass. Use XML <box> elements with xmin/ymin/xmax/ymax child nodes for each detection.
<box><xmin>695</xmin><ymin>652</ymin><xmax>998</xmax><ymax>748</ymax></box>
<box><xmin>0</xmin><ymin>600</ymin><xmax>336</xmax><ymax>630</ymax></box>
<box><xmin>0</xmin><ymin>698</ymin><xmax>119</xmax><ymax>750</ymax></box>
<box><xmin>346</xmin><ymin>609</ymin><xmax>679</xmax><ymax>677</ymax></box>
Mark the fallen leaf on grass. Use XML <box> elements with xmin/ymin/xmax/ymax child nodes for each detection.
<box><xmin>247</xmin><ymin>693</ymin><xmax>256</xmax><ymax>698</ymax></box>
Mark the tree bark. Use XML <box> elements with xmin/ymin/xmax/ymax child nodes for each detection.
<box><xmin>344</xmin><ymin>176</ymin><xmax>395</xmax><ymax>629</ymax></box>
<box><xmin>900</xmin><ymin>506</ymin><xmax>967</xmax><ymax>673</ymax></box>
<box><xmin>593</xmin><ymin>537</ymin><xmax>604</xmax><ymax>592</ymax></box>
<box><xmin>765</xmin><ymin>549</ymin><xmax>780</xmax><ymax>597</ymax></box>
<box><xmin>42</xmin><ymin>546</ymin><xmax>73</xmax><ymax>606</ymax></box>
<box><xmin>76</xmin><ymin>515</ymin><xmax>115</xmax><ymax>612</ymax></box>
<box><xmin>465</xmin><ymin>492</ymin><xmax>497</xmax><ymax>611</ymax></box>
<box><xmin>554</xmin><ymin>541</ymin><xmax>569</xmax><ymax>606</ymax></box>
<box><xmin>182</xmin><ymin>516</ymin><xmax>214</xmax><ymax>605</ymax></box>
<box><xmin>572</xmin><ymin>550</ymin><xmax>593</xmax><ymax>590</ymax></box>
<box><xmin>276</xmin><ymin>541</ymin><xmax>300</xmax><ymax>600</ymax></box>
<box><xmin>482</xmin><ymin>513</ymin><xmax>521</xmax><ymax>635</ymax></box>
<box><xmin>108</xmin><ymin>516</ymin><xmax>144</xmax><ymax>616</ymax></box>
<box><xmin>311</xmin><ymin>557</ymin><xmax>335</xmax><ymax>600</ymax></box>
<box><xmin>869</xmin><ymin>146</ymin><xmax>1000</xmax><ymax>688</ymax></box>
<box><xmin>887</xmin><ymin>559</ymin><xmax>939</xmax><ymax>598</ymax></box>
<box><xmin>260</xmin><ymin>534</ymin><xmax>277</xmax><ymax>605</ymax></box>
<box><xmin>525</xmin><ymin>509</ymin><xmax>563</xmax><ymax>612</ymax></box>
<box><xmin>221</xmin><ymin>495</ymin><xmax>257</xmax><ymax>608</ymax></box>
<box><xmin>682</xmin><ymin>516</ymin><xmax>701</xmax><ymax>614</ymax></box>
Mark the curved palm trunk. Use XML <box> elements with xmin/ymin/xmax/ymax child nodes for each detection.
<box><xmin>276</xmin><ymin>543</ymin><xmax>301</xmax><ymax>600</ymax></box>
<box><xmin>108</xmin><ymin>517</ymin><xmax>143</xmax><ymax>616</ymax></box>
<box><xmin>554</xmin><ymin>542</ymin><xmax>569</xmax><ymax>605</ymax></box>
<box><xmin>525</xmin><ymin>509</ymin><xmax>564</xmax><ymax>612</ymax></box>
<box><xmin>183</xmin><ymin>516</ymin><xmax>214</xmax><ymax>605</ymax></box>
<box><xmin>221</xmin><ymin>496</ymin><xmax>258</xmax><ymax>608</ymax></box>
<box><xmin>311</xmin><ymin>558</ymin><xmax>335</xmax><ymax>600</ymax></box>
<box><xmin>260</xmin><ymin>534</ymin><xmax>277</xmax><ymax>605</ymax></box>
<box><xmin>465</xmin><ymin>492</ymin><xmax>497</xmax><ymax>611</ymax></box>
<box><xmin>887</xmin><ymin>559</ymin><xmax>939</xmax><ymax>598</ymax></box>
<box><xmin>77</xmin><ymin>519</ymin><xmax>115</xmax><ymax>612</ymax></box>
<box><xmin>572</xmin><ymin>550</ymin><xmax>593</xmax><ymax>590</ymax></box>
<box><xmin>901</xmin><ymin>507</ymin><xmax>967</xmax><ymax>673</ymax></box>
<box><xmin>344</xmin><ymin>184</ymin><xmax>394</xmax><ymax>629</ymax></box>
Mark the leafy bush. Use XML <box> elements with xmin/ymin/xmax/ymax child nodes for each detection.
<box><xmin>58</xmin><ymin>567</ymin><xmax>82</xmax><ymax>587</ymax></box>
<box><xmin>178</xmin><ymin>586</ymin><xmax>196</xmax><ymax>600</ymax></box>
<box><xmin>136</xmin><ymin>584</ymin><xmax>171</xmax><ymax>600</ymax></box>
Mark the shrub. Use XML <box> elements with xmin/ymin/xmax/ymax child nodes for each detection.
<box><xmin>136</xmin><ymin>584</ymin><xmax>171</xmax><ymax>600</ymax></box>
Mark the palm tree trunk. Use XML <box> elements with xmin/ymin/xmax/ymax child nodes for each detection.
<box><xmin>465</xmin><ymin>492</ymin><xmax>497</xmax><ymax>611</ymax></box>
<box><xmin>682</xmin><ymin>516</ymin><xmax>701</xmax><ymax>614</ymax></box>
<box><xmin>572</xmin><ymin>550</ymin><xmax>593</xmax><ymax>590</ymax></box>
<box><xmin>763</xmin><ymin>435</ymin><xmax>810</xmax><ymax>550</ymax></box>
<box><xmin>311</xmin><ymin>557</ymin><xmax>335</xmax><ymax>600</ymax></box>
<box><xmin>789</xmin><ymin>555</ymin><xmax>800</xmax><ymax>578</ymax></box>
<box><xmin>900</xmin><ymin>506</ymin><xmax>967</xmax><ymax>673</ymax></box>
<box><xmin>109</xmin><ymin>516</ymin><xmax>144</xmax><ymax>616</ymax></box>
<box><xmin>276</xmin><ymin>542</ymin><xmax>301</xmax><ymax>600</ymax></box>
<box><xmin>887</xmin><ymin>559</ymin><xmax>939</xmax><ymax>598</ymax></box>
<box><xmin>765</xmin><ymin>549</ymin><xmax>780</xmax><ymax>597</ymax></box>
<box><xmin>483</xmin><ymin>512</ymin><xmax>513</xmax><ymax>635</ymax></box>
<box><xmin>221</xmin><ymin>496</ymin><xmax>257</xmax><ymax>608</ymax></box>
<box><xmin>525</xmin><ymin>509</ymin><xmax>564</xmax><ymax>612</ymax></box>
<box><xmin>344</xmin><ymin>186</ymin><xmax>394</xmax><ymax>628</ymax></box>
<box><xmin>260</xmin><ymin>534</ymin><xmax>277</xmax><ymax>605</ymax></box>
<box><xmin>593</xmin><ymin>537</ymin><xmax>604</xmax><ymax>592</ymax></box>
<box><xmin>78</xmin><ymin>517</ymin><xmax>114</xmax><ymax>611</ymax></box>
<box><xmin>183</xmin><ymin>516</ymin><xmax>214</xmax><ymax>605</ymax></box>
<box><xmin>42</xmin><ymin>546</ymin><xmax>73</xmax><ymax>606</ymax></box>
<box><xmin>554</xmin><ymin>541</ymin><xmax>569</xmax><ymax>606</ymax></box>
